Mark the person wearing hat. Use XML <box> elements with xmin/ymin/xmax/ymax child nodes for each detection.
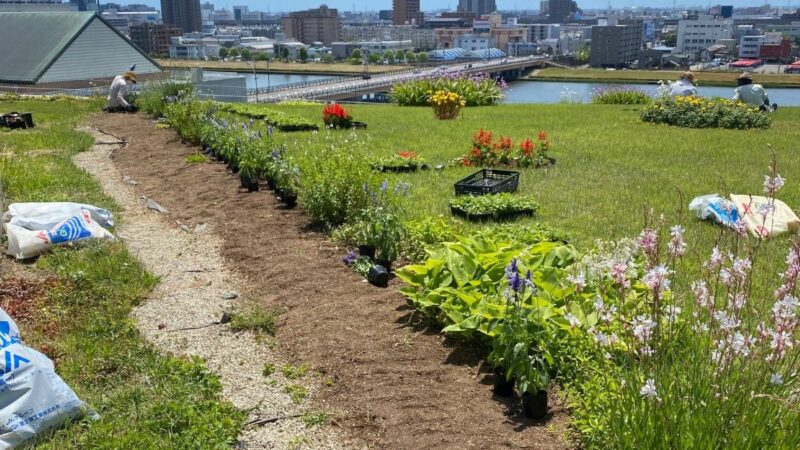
<box><xmin>734</xmin><ymin>72</ymin><xmax>777</xmax><ymax>111</ymax></box>
<box><xmin>104</xmin><ymin>71</ymin><xmax>138</xmax><ymax>113</ymax></box>
<box><xmin>669</xmin><ymin>71</ymin><xmax>698</xmax><ymax>97</ymax></box>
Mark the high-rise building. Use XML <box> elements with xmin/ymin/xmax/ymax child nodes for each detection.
<box><xmin>281</xmin><ymin>4</ymin><xmax>340</xmax><ymax>45</ymax></box>
<box><xmin>392</xmin><ymin>0</ymin><xmax>422</xmax><ymax>26</ymax></box>
<box><xmin>130</xmin><ymin>22</ymin><xmax>182</xmax><ymax>55</ymax></box>
<box><xmin>548</xmin><ymin>0</ymin><xmax>578</xmax><ymax>23</ymax></box>
<box><xmin>590</xmin><ymin>19</ymin><xmax>642</xmax><ymax>68</ymax></box>
<box><xmin>69</xmin><ymin>0</ymin><xmax>98</xmax><ymax>11</ymax></box>
<box><xmin>457</xmin><ymin>0</ymin><xmax>497</xmax><ymax>16</ymax></box>
<box><xmin>160</xmin><ymin>0</ymin><xmax>201</xmax><ymax>33</ymax></box>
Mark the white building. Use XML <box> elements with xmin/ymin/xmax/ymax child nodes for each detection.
<box><xmin>341</xmin><ymin>25</ymin><xmax>435</xmax><ymax>50</ymax></box>
<box><xmin>526</xmin><ymin>23</ymin><xmax>561</xmax><ymax>43</ymax></box>
<box><xmin>739</xmin><ymin>35</ymin><xmax>765</xmax><ymax>58</ymax></box>
<box><xmin>169</xmin><ymin>36</ymin><xmax>221</xmax><ymax>59</ymax></box>
<box><xmin>455</xmin><ymin>33</ymin><xmax>494</xmax><ymax>51</ymax></box>
<box><xmin>676</xmin><ymin>14</ymin><xmax>733</xmax><ymax>53</ymax></box>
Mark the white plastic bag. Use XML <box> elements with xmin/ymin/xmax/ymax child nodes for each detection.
<box><xmin>0</xmin><ymin>309</ymin><xmax>91</xmax><ymax>449</ymax></box>
<box><xmin>4</xmin><ymin>203</ymin><xmax>114</xmax><ymax>231</ymax></box>
<box><xmin>689</xmin><ymin>194</ymin><xmax>740</xmax><ymax>227</ymax></box>
<box><xmin>5</xmin><ymin>210</ymin><xmax>114</xmax><ymax>260</ymax></box>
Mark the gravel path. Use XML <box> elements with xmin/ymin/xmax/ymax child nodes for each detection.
<box><xmin>74</xmin><ymin>127</ymin><xmax>349</xmax><ymax>449</ymax></box>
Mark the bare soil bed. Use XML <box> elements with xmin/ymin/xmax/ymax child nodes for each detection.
<box><xmin>88</xmin><ymin>113</ymin><xmax>571</xmax><ymax>449</ymax></box>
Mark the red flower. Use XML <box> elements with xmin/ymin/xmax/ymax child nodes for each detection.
<box><xmin>520</xmin><ymin>138</ymin><xmax>535</xmax><ymax>156</ymax></box>
<box><xmin>493</xmin><ymin>136</ymin><xmax>513</xmax><ymax>150</ymax></box>
<box><xmin>322</xmin><ymin>103</ymin><xmax>351</xmax><ymax>122</ymax></box>
<box><xmin>397</xmin><ymin>151</ymin><xmax>418</xmax><ymax>159</ymax></box>
<box><xmin>470</xmin><ymin>147</ymin><xmax>483</xmax><ymax>157</ymax></box>
<box><xmin>538</xmin><ymin>130</ymin><xmax>548</xmax><ymax>141</ymax></box>
<box><xmin>472</xmin><ymin>128</ymin><xmax>493</xmax><ymax>148</ymax></box>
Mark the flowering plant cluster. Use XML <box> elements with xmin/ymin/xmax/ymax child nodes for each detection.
<box><xmin>641</xmin><ymin>95</ymin><xmax>771</xmax><ymax>129</ymax></box>
<box><xmin>429</xmin><ymin>90</ymin><xmax>466</xmax><ymax>120</ymax></box>
<box><xmin>391</xmin><ymin>72</ymin><xmax>506</xmax><ymax>107</ymax></box>
<box><xmin>322</xmin><ymin>103</ymin><xmax>354</xmax><ymax>129</ymax></box>
<box><xmin>461</xmin><ymin>128</ymin><xmax>552</xmax><ymax>168</ymax></box>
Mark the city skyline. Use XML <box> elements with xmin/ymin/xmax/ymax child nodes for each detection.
<box><xmin>110</xmin><ymin>0</ymin><xmax>793</xmax><ymax>13</ymax></box>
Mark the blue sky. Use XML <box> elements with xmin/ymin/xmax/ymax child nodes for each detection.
<box><xmin>122</xmin><ymin>1</ymin><xmax>787</xmax><ymax>12</ymax></box>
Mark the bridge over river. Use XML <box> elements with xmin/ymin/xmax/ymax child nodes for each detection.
<box><xmin>249</xmin><ymin>57</ymin><xmax>550</xmax><ymax>103</ymax></box>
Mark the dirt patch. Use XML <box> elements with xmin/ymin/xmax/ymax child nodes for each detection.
<box><xmin>88</xmin><ymin>113</ymin><xmax>572</xmax><ymax>449</ymax></box>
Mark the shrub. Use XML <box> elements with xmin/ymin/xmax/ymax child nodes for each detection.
<box><xmin>402</xmin><ymin>217</ymin><xmax>464</xmax><ymax>262</ymax></box>
<box><xmin>591</xmin><ymin>86</ymin><xmax>652</xmax><ymax>105</ymax></box>
<box><xmin>391</xmin><ymin>72</ymin><xmax>505</xmax><ymax>106</ymax></box>
<box><xmin>300</xmin><ymin>146</ymin><xmax>375</xmax><ymax>228</ymax></box>
<box><xmin>640</xmin><ymin>96</ymin><xmax>771</xmax><ymax>129</ymax></box>
<box><xmin>137</xmin><ymin>80</ymin><xmax>195</xmax><ymax>117</ymax></box>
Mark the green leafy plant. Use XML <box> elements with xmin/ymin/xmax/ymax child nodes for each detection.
<box><xmin>282</xmin><ymin>364</ymin><xmax>310</xmax><ymax>380</ymax></box>
<box><xmin>370</xmin><ymin>151</ymin><xmax>426</xmax><ymax>172</ymax></box>
<box><xmin>641</xmin><ymin>95</ymin><xmax>771</xmax><ymax>129</ymax></box>
<box><xmin>229</xmin><ymin>307</ymin><xmax>278</xmax><ymax>335</ymax></box>
<box><xmin>392</xmin><ymin>73</ymin><xmax>505</xmax><ymax>106</ymax></box>
<box><xmin>591</xmin><ymin>86</ymin><xmax>652</xmax><ymax>105</ymax></box>
<box><xmin>284</xmin><ymin>384</ymin><xmax>308</xmax><ymax>404</ymax></box>
<box><xmin>185</xmin><ymin>154</ymin><xmax>207</xmax><ymax>164</ymax></box>
<box><xmin>218</xmin><ymin>104</ymin><xmax>319</xmax><ymax>132</ymax></box>
<box><xmin>449</xmin><ymin>193</ymin><xmax>538</xmax><ymax>220</ymax></box>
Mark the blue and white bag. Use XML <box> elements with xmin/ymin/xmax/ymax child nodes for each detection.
<box><xmin>0</xmin><ymin>309</ymin><xmax>92</xmax><ymax>448</ymax></box>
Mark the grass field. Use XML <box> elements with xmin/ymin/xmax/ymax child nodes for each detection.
<box><xmin>531</xmin><ymin>67</ymin><xmax>800</xmax><ymax>87</ymax></box>
<box><xmin>268</xmin><ymin>103</ymin><xmax>798</xmax><ymax>245</ymax></box>
<box><xmin>0</xmin><ymin>97</ymin><xmax>243</xmax><ymax>448</ymax></box>
<box><xmin>158</xmin><ymin>58</ymin><xmax>409</xmax><ymax>75</ymax></box>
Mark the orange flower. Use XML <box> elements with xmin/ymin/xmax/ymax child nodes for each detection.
<box><xmin>538</xmin><ymin>130</ymin><xmax>548</xmax><ymax>141</ymax></box>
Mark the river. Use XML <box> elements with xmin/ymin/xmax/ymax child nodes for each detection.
<box><xmin>194</xmin><ymin>70</ymin><xmax>800</xmax><ymax>106</ymax></box>
<box><xmin>503</xmin><ymin>80</ymin><xmax>800</xmax><ymax>106</ymax></box>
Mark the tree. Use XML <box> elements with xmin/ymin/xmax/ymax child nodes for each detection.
<box><xmin>254</xmin><ymin>52</ymin><xmax>269</xmax><ymax>62</ymax></box>
<box><xmin>416</xmin><ymin>52</ymin><xmax>428</xmax><ymax>63</ymax></box>
<box><xmin>368</xmin><ymin>52</ymin><xmax>381</xmax><ymax>64</ymax></box>
<box><xmin>350</xmin><ymin>48</ymin><xmax>363</xmax><ymax>61</ymax></box>
<box><xmin>384</xmin><ymin>50</ymin><xmax>395</xmax><ymax>63</ymax></box>
<box><xmin>298</xmin><ymin>47</ymin><xmax>308</xmax><ymax>62</ymax></box>
<box><xmin>218</xmin><ymin>47</ymin><xmax>229</xmax><ymax>59</ymax></box>
<box><xmin>321</xmin><ymin>53</ymin><xmax>335</xmax><ymax>63</ymax></box>
<box><xmin>405</xmin><ymin>50</ymin><xmax>415</xmax><ymax>63</ymax></box>
<box><xmin>240</xmin><ymin>49</ymin><xmax>251</xmax><ymax>61</ymax></box>
<box><xmin>664</xmin><ymin>32</ymin><xmax>677</xmax><ymax>47</ymax></box>
<box><xmin>281</xmin><ymin>47</ymin><xmax>290</xmax><ymax>61</ymax></box>
<box><xmin>229</xmin><ymin>48</ymin><xmax>240</xmax><ymax>58</ymax></box>
<box><xmin>395</xmin><ymin>49</ymin><xmax>406</xmax><ymax>62</ymax></box>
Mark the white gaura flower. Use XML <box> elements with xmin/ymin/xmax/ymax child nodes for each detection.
<box><xmin>565</xmin><ymin>313</ymin><xmax>581</xmax><ymax>328</ymax></box>
<box><xmin>640</xmin><ymin>378</ymin><xmax>659</xmax><ymax>399</ymax></box>
<box><xmin>771</xmin><ymin>373</ymin><xmax>784</xmax><ymax>385</ymax></box>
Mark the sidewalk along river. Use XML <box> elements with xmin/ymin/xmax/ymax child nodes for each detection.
<box><xmin>503</xmin><ymin>80</ymin><xmax>800</xmax><ymax>105</ymax></box>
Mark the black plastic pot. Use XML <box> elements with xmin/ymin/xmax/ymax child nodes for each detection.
<box><xmin>281</xmin><ymin>191</ymin><xmax>297</xmax><ymax>208</ymax></box>
<box><xmin>367</xmin><ymin>265</ymin><xmax>389</xmax><ymax>287</ymax></box>
<box><xmin>492</xmin><ymin>367</ymin><xmax>515</xmax><ymax>397</ymax></box>
<box><xmin>246</xmin><ymin>180</ymin><xmax>259</xmax><ymax>192</ymax></box>
<box><xmin>357</xmin><ymin>245</ymin><xmax>376</xmax><ymax>259</ymax></box>
<box><xmin>374</xmin><ymin>258</ymin><xmax>393</xmax><ymax>273</ymax></box>
<box><xmin>266</xmin><ymin>177</ymin><xmax>276</xmax><ymax>190</ymax></box>
<box><xmin>521</xmin><ymin>390</ymin><xmax>548</xmax><ymax>420</ymax></box>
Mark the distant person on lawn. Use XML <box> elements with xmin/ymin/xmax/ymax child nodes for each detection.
<box><xmin>669</xmin><ymin>71</ymin><xmax>698</xmax><ymax>97</ymax></box>
<box><xmin>104</xmin><ymin>71</ymin><xmax>137</xmax><ymax>113</ymax></box>
<box><xmin>734</xmin><ymin>72</ymin><xmax>777</xmax><ymax>111</ymax></box>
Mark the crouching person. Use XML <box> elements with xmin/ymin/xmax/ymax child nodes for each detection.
<box><xmin>103</xmin><ymin>71</ymin><xmax>138</xmax><ymax>113</ymax></box>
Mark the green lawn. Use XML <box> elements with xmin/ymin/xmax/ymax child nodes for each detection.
<box><xmin>270</xmin><ymin>103</ymin><xmax>798</xmax><ymax>244</ymax></box>
<box><xmin>0</xmin><ymin>97</ymin><xmax>243</xmax><ymax>449</ymax></box>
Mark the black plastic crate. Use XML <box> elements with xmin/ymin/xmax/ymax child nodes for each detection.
<box><xmin>0</xmin><ymin>112</ymin><xmax>34</xmax><ymax>129</ymax></box>
<box><xmin>454</xmin><ymin>169</ymin><xmax>519</xmax><ymax>196</ymax></box>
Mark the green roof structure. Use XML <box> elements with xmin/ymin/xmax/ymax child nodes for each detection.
<box><xmin>0</xmin><ymin>12</ymin><xmax>161</xmax><ymax>84</ymax></box>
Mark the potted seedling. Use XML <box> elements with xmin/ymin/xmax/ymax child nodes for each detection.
<box><xmin>274</xmin><ymin>161</ymin><xmax>300</xmax><ymax>208</ymax></box>
<box><xmin>371</xmin><ymin>210</ymin><xmax>403</xmax><ymax>272</ymax></box>
<box><xmin>488</xmin><ymin>259</ymin><xmax>553</xmax><ymax>419</ymax></box>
